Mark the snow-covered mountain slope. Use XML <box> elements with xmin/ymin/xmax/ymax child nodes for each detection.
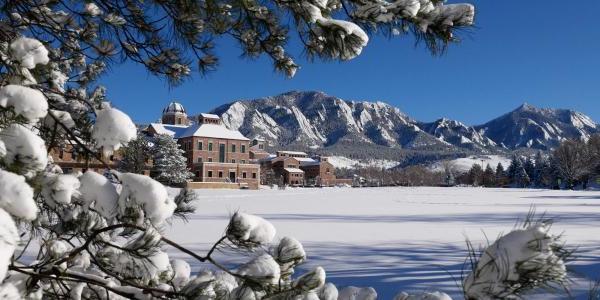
<box><xmin>419</xmin><ymin>118</ymin><xmax>497</xmax><ymax>152</ymax></box>
<box><xmin>209</xmin><ymin>92</ymin><xmax>599</xmax><ymax>158</ymax></box>
<box><xmin>211</xmin><ymin>91</ymin><xmax>453</xmax><ymax>151</ymax></box>
<box><xmin>474</xmin><ymin>103</ymin><xmax>599</xmax><ymax>150</ymax></box>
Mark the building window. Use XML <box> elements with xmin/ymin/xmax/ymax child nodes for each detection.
<box><xmin>219</xmin><ymin>144</ymin><xmax>225</xmax><ymax>163</ymax></box>
<box><xmin>195</xmin><ymin>171</ymin><xmax>200</xmax><ymax>177</ymax></box>
<box><xmin>218</xmin><ymin>171</ymin><xmax>223</xmax><ymax>178</ymax></box>
<box><xmin>259</xmin><ymin>144</ymin><xmax>264</xmax><ymax>150</ymax></box>
<box><xmin>208</xmin><ymin>142</ymin><xmax>213</xmax><ymax>151</ymax></box>
<box><xmin>198</xmin><ymin>141</ymin><xmax>203</xmax><ymax>150</ymax></box>
<box><xmin>287</xmin><ymin>164</ymin><xmax>295</xmax><ymax>168</ymax></box>
<box><xmin>231</xmin><ymin>144</ymin><xmax>236</xmax><ymax>153</ymax></box>
<box><xmin>252</xmin><ymin>173</ymin><xmax>257</xmax><ymax>179</ymax></box>
<box><xmin>231</xmin><ymin>159</ymin><xmax>236</xmax><ymax>163</ymax></box>
<box><xmin>241</xmin><ymin>160</ymin><xmax>246</xmax><ymax>164</ymax></box>
<box><xmin>197</xmin><ymin>157</ymin><xmax>203</xmax><ymax>163</ymax></box>
<box><xmin>243</xmin><ymin>172</ymin><xmax>247</xmax><ymax>178</ymax></box>
<box><xmin>208</xmin><ymin>171</ymin><xmax>213</xmax><ymax>177</ymax></box>
<box><xmin>208</xmin><ymin>157</ymin><xmax>213</xmax><ymax>162</ymax></box>
<box><xmin>326</xmin><ymin>168</ymin><xmax>330</xmax><ymax>174</ymax></box>
<box><xmin>241</xmin><ymin>145</ymin><xmax>246</xmax><ymax>153</ymax></box>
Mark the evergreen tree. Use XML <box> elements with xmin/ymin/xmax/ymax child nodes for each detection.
<box><xmin>514</xmin><ymin>163</ymin><xmax>531</xmax><ymax>188</ymax></box>
<box><xmin>483</xmin><ymin>164</ymin><xmax>496</xmax><ymax>187</ymax></box>
<box><xmin>495</xmin><ymin>162</ymin><xmax>506</xmax><ymax>187</ymax></box>
<box><xmin>443</xmin><ymin>163</ymin><xmax>456</xmax><ymax>187</ymax></box>
<box><xmin>532</xmin><ymin>152</ymin><xmax>552</xmax><ymax>188</ymax></box>
<box><xmin>507</xmin><ymin>155</ymin><xmax>520</xmax><ymax>182</ymax></box>
<box><xmin>523</xmin><ymin>157</ymin><xmax>535</xmax><ymax>181</ymax></box>
<box><xmin>151</xmin><ymin>134</ymin><xmax>193</xmax><ymax>186</ymax></box>
<box><xmin>468</xmin><ymin>163</ymin><xmax>484</xmax><ymax>186</ymax></box>
<box><xmin>118</xmin><ymin>133</ymin><xmax>151</xmax><ymax>174</ymax></box>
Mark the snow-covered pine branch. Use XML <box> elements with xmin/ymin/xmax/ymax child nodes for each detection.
<box><xmin>1</xmin><ymin>1</ymin><xmax>475</xmax><ymax>81</ymax></box>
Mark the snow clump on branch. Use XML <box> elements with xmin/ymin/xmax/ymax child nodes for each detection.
<box><xmin>117</xmin><ymin>172</ymin><xmax>176</xmax><ymax>225</ymax></box>
<box><xmin>0</xmin><ymin>208</ymin><xmax>19</xmax><ymax>281</ymax></box>
<box><xmin>78</xmin><ymin>171</ymin><xmax>119</xmax><ymax>219</ymax></box>
<box><xmin>226</xmin><ymin>212</ymin><xmax>276</xmax><ymax>247</ymax></box>
<box><xmin>0</xmin><ymin>124</ymin><xmax>48</xmax><ymax>175</ymax></box>
<box><xmin>338</xmin><ymin>286</ymin><xmax>378</xmax><ymax>300</ymax></box>
<box><xmin>0</xmin><ymin>85</ymin><xmax>48</xmax><ymax>122</ymax></box>
<box><xmin>0</xmin><ymin>169</ymin><xmax>38</xmax><ymax>220</ymax></box>
<box><xmin>41</xmin><ymin>174</ymin><xmax>80</xmax><ymax>207</ymax></box>
<box><xmin>293</xmin><ymin>266</ymin><xmax>326</xmax><ymax>292</ymax></box>
<box><xmin>237</xmin><ymin>253</ymin><xmax>281</xmax><ymax>285</ymax></box>
<box><xmin>91</xmin><ymin>104</ymin><xmax>137</xmax><ymax>155</ymax></box>
<box><xmin>9</xmin><ymin>37</ymin><xmax>49</xmax><ymax>69</ymax></box>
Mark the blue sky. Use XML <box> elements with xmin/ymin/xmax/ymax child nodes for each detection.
<box><xmin>102</xmin><ymin>0</ymin><xmax>600</xmax><ymax>125</ymax></box>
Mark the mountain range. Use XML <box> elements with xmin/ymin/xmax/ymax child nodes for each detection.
<box><xmin>209</xmin><ymin>91</ymin><xmax>599</xmax><ymax>165</ymax></box>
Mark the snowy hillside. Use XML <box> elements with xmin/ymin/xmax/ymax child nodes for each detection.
<box><xmin>429</xmin><ymin>155</ymin><xmax>512</xmax><ymax>173</ymax></box>
<box><xmin>327</xmin><ymin>156</ymin><xmax>400</xmax><ymax>169</ymax></box>
<box><xmin>475</xmin><ymin>103</ymin><xmax>599</xmax><ymax>150</ymax></box>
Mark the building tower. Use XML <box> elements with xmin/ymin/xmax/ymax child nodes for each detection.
<box><xmin>161</xmin><ymin>101</ymin><xmax>189</xmax><ymax>125</ymax></box>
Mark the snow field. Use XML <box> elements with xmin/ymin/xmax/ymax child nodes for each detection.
<box><xmin>164</xmin><ymin>187</ymin><xmax>600</xmax><ymax>299</ymax></box>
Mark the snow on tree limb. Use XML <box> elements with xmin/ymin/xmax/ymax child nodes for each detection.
<box><xmin>9</xmin><ymin>37</ymin><xmax>49</xmax><ymax>69</ymax></box>
<box><xmin>0</xmin><ymin>169</ymin><xmax>38</xmax><ymax>221</ymax></box>
<box><xmin>227</xmin><ymin>212</ymin><xmax>277</xmax><ymax>247</ymax></box>
<box><xmin>0</xmin><ymin>208</ymin><xmax>19</xmax><ymax>282</ymax></box>
<box><xmin>92</xmin><ymin>104</ymin><xmax>137</xmax><ymax>155</ymax></box>
<box><xmin>0</xmin><ymin>85</ymin><xmax>48</xmax><ymax>122</ymax></box>
<box><xmin>78</xmin><ymin>171</ymin><xmax>119</xmax><ymax>219</ymax></box>
<box><xmin>0</xmin><ymin>124</ymin><xmax>48</xmax><ymax>176</ymax></box>
<box><xmin>117</xmin><ymin>172</ymin><xmax>177</xmax><ymax>225</ymax></box>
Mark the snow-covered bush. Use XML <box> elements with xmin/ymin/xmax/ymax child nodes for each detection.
<box><xmin>463</xmin><ymin>218</ymin><xmax>570</xmax><ymax>299</ymax></box>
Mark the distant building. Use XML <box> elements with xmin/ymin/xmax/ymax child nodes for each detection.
<box><xmin>249</xmin><ymin>138</ymin><xmax>270</xmax><ymax>162</ymax></box>
<box><xmin>49</xmin><ymin>142</ymin><xmax>152</xmax><ymax>175</ymax></box>
<box><xmin>259</xmin><ymin>150</ymin><xmax>339</xmax><ymax>186</ymax></box>
<box><xmin>146</xmin><ymin>102</ymin><xmax>260</xmax><ymax>189</ymax></box>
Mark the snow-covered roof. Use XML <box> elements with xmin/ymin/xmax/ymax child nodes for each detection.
<box><xmin>284</xmin><ymin>168</ymin><xmax>304</xmax><ymax>173</ymax></box>
<box><xmin>163</xmin><ymin>102</ymin><xmax>186</xmax><ymax>114</ymax></box>
<box><xmin>259</xmin><ymin>154</ymin><xmax>277</xmax><ymax>163</ymax></box>
<box><xmin>277</xmin><ymin>150</ymin><xmax>308</xmax><ymax>156</ymax></box>
<box><xmin>295</xmin><ymin>157</ymin><xmax>319</xmax><ymax>166</ymax></box>
<box><xmin>200</xmin><ymin>113</ymin><xmax>220</xmax><ymax>119</ymax></box>
<box><xmin>148</xmin><ymin>123</ymin><xmax>189</xmax><ymax>138</ymax></box>
<box><xmin>179</xmin><ymin>123</ymin><xmax>249</xmax><ymax>141</ymax></box>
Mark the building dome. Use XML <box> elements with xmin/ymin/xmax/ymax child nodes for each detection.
<box><xmin>163</xmin><ymin>102</ymin><xmax>186</xmax><ymax>114</ymax></box>
<box><xmin>161</xmin><ymin>101</ymin><xmax>190</xmax><ymax>125</ymax></box>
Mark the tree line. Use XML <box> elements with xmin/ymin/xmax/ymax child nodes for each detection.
<box><xmin>460</xmin><ymin>134</ymin><xmax>600</xmax><ymax>189</ymax></box>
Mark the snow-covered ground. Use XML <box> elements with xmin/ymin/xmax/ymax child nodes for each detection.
<box><xmin>429</xmin><ymin>155</ymin><xmax>511</xmax><ymax>173</ymax></box>
<box><xmin>164</xmin><ymin>187</ymin><xmax>600</xmax><ymax>299</ymax></box>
